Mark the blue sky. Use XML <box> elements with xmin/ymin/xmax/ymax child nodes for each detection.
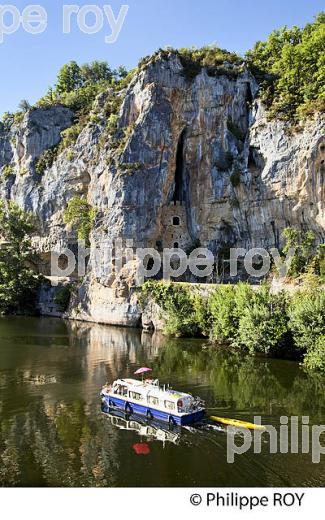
<box><xmin>0</xmin><ymin>0</ymin><xmax>323</xmax><ymax>115</ymax></box>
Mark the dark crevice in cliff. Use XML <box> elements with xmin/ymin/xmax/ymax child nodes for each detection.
<box><xmin>248</xmin><ymin>146</ymin><xmax>265</xmax><ymax>173</ymax></box>
<box><xmin>172</xmin><ymin>129</ymin><xmax>187</xmax><ymax>203</ymax></box>
<box><xmin>246</xmin><ymin>82</ymin><xmax>253</xmax><ymax>105</ymax></box>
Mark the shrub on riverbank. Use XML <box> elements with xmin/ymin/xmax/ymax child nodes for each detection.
<box><xmin>140</xmin><ymin>280</ymin><xmax>201</xmax><ymax>337</ymax></box>
<box><xmin>234</xmin><ymin>287</ymin><xmax>291</xmax><ymax>356</ymax></box>
<box><xmin>0</xmin><ymin>202</ymin><xmax>41</xmax><ymax>314</ymax></box>
<box><xmin>288</xmin><ymin>289</ymin><xmax>325</xmax><ymax>371</ymax></box>
<box><xmin>140</xmin><ymin>281</ymin><xmax>324</xmax><ymax>372</ymax></box>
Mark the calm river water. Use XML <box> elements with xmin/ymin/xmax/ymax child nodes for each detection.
<box><xmin>0</xmin><ymin>316</ymin><xmax>324</xmax><ymax>487</ymax></box>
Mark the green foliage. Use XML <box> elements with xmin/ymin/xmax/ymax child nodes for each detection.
<box><xmin>303</xmin><ymin>337</ymin><xmax>325</xmax><ymax>372</ymax></box>
<box><xmin>208</xmin><ymin>285</ymin><xmax>236</xmax><ymax>342</ymax></box>
<box><xmin>206</xmin><ymin>284</ymin><xmax>290</xmax><ymax>356</ymax></box>
<box><xmin>2</xmin><ymin>165</ymin><xmax>14</xmax><ymax>179</ymax></box>
<box><xmin>13</xmin><ymin>112</ymin><xmax>24</xmax><ymax>125</ymax></box>
<box><xmin>303</xmin><ymin>244</ymin><xmax>325</xmax><ymax>285</ymax></box>
<box><xmin>35</xmin><ymin>124</ymin><xmax>81</xmax><ymax>165</ymax></box>
<box><xmin>117</xmin><ymin>161</ymin><xmax>143</xmax><ymax>174</ymax></box>
<box><xmin>317</xmin><ymin>244</ymin><xmax>325</xmax><ymax>281</ymax></box>
<box><xmin>54</xmin><ymin>285</ymin><xmax>72</xmax><ymax>312</ymax></box>
<box><xmin>235</xmin><ymin>288</ymin><xmax>290</xmax><ymax>355</ymax></box>
<box><xmin>140</xmin><ymin>281</ymin><xmax>204</xmax><ymax>337</ymax></box>
<box><xmin>19</xmin><ymin>166</ymin><xmax>28</xmax><ymax>176</ymax></box>
<box><xmin>56</xmin><ymin>61</ymin><xmax>83</xmax><ymax>94</ymax></box>
<box><xmin>140</xmin><ymin>46</ymin><xmax>243</xmax><ymax>81</ymax></box>
<box><xmin>106</xmin><ymin>113</ymin><xmax>119</xmax><ymax>134</ymax></box>
<box><xmin>80</xmin><ymin>61</ymin><xmax>113</xmax><ymax>85</ymax></box>
<box><xmin>288</xmin><ymin>288</ymin><xmax>325</xmax><ymax>372</ymax></box>
<box><xmin>64</xmin><ymin>197</ymin><xmax>96</xmax><ymax>244</ymax></box>
<box><xmin>66</xmin><ymin>150</ymin><xmax>75</xmax><ymax>162</ymax></box>
<box><xmin>282</xmin><ymin>227</ymin><xmax>316</xmax><ymax>278</ymax></box>
<box><xmin>36</xmin><ymin>60</ymin><xmax>133</xmax><ymax>160</ymax></box>
<box><xmin>141</xmin><ymin>281</ymin><xmax>325</xmax><ymax>371</ymax></box>
<box><xmin>0</xmin><ymin>202</ymin><xmax>41</xmax><ymax>314</ymax></box>
<box><xmin>38</xmin><ymin>60</ymin><xmax>129</xmax><ymax>114</ymax></box>
<box><xmin>288</xmin><ymin>289</ymin><xmax>325</xmax><ymax>352</ymax></box>
<box><xmin>98</xmin><ymin>92</ymin><xmax>126</xmax><ymax>151</ymax></box>
<box><xmin>153</xmin><ymin>337</ymin><xmax>325</xmax><ymax>421</ymax></box>
<box><xmin>1</xmin><ymin>112</ymin><xmax>14</xmax><ymax>131</ymax></box>
<box><xmin>246</xmin><ymin>13</ymin><xmax>325</xmax><ymax>120</ymax></box>
<box><xmin>59</xmin><ymin>124</ymin><xmax>81</xmax><ymax>150</ymax></box>
<box><xmin>35</xmin><ymin>146</ymin><xmax>58</xmax><ymax>175</ymax></box>
<box><xmin>0</xmin><ymin>108</ymin><xmax>26</xmax><ymax>132</ymax></box>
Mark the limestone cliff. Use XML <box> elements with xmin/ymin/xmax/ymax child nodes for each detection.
<box><xmin>0</xmin><ymin>52</ymin><xmax>324</xmax><ymax>325</ymax></box>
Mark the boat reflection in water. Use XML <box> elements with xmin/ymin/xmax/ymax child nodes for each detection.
<box><xmin>102</xmin><ymin>405</ymin><xmax>181</xmax><ymax>446</ymax></box>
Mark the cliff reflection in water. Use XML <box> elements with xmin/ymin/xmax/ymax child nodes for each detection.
<box><xmin>0</xmin><ymin>317</ymin><xmax>324</xmax><ymax>487</ymax></box>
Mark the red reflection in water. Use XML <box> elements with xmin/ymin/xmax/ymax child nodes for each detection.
<box><xmin>133</xmin><ymin>443</ymin><xmax>150</xmax><ymax>455</ymax></box>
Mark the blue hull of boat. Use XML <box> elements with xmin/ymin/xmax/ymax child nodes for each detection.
<box><xmin>101</xmin><ymin>395</ymin><xmax>205</xmax><ymax>425</ymax></box>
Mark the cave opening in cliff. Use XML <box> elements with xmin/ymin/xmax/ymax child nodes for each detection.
<box><xmin>173</xmin><ymin>129</ymin><xmax>187</xmax><ymax>203</ymax></box>
<box><xmin>246</xmin><ymin>82</ymin><xmax>253</xmax><ymax>105</ymax></box>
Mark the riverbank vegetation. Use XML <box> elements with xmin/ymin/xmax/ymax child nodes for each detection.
<box><xmin>140</xmin><ymin>281</ymin><xmax>325</xmax><ymax>372</ymax></box>
<box><xmin>0</xmin><ymin>202</ymin><xmax>41</xmax><ymax>314</ymax></box>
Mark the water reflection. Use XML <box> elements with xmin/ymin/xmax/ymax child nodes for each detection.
<box><xmin>0</xmin><ymin>317</ymin><xmax>324</xmax><ymax>487</ymax></box>
<box><xmin>103</xmin><ymin>409</ymin><xmax>181</xmax><ymax>446</ymax></box>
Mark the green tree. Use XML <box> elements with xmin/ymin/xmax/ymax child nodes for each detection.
<box><xmin>288</xmin><ymin>289</ymin><xmax>325</xmax><ymax>352</ymax></box>
<box><xmin>64</xmin><ymin>197</ymin><xmax>96</xmax><ymax>244</ymax></box>
<box><xmin>282</xmin><ymin>227</ymin><xmax>315</xmax><ymax>277</ymax></box>
<box><xmin>235</xmin><ymin>289</ymin><xmax>290</xmax><ymax>355</ymax></box>
<box><xmin>208</xmin><ymin>286</ymin><xmax>236</xmax><ymax>342</ymax></box>
<box><xmin>0</xmin><ymin>202</ymin><xmax>40</xmax><ymax>314</ymax></box>
<box><xmin>246</xmin><ymin>13</ymin><xmax>325</xmax><ymax>120</ymax></box>
<box><xmin>303</xmin><ymin>336</ymin><xmax>325</xmax><ymax>372</ymax></box>
<box><xmin>56</xmin><ymin>61</ymin><xmax>82</xmax><ymax>94</ymax></box>
<box><xmin>140</xmin><ymin>281</ymin><xmax>201</xmax><ymax>337</ymax></box>
<box><xmin>80</xmin><ymin>61</ymin><xmax>112</xmax><ymax>85</ymax></box>
<box><xmin>115</xmin><ymin>65</ymin><xmax>128</xmax><ymax>80</ymax></box>
<box><xmin>1</xmin><ymin>112</ymin><xmax>14</xmax><ymax>131</ymax></box>
<box><xmin>288</xmin><ymin>289</ymin><xmax>325</xmax><ymax>372</ymax></box>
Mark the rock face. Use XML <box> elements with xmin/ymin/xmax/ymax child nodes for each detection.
<box><xmin>0</xmin><ymin>52</ymin><xmax>324</xmax><ymax>325</ymax></box>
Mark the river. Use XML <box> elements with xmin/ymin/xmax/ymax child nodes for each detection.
<box><xmin>0</xmin><ymin>316</ymin><xmax>324</xmax><ymax>487</ymax></box>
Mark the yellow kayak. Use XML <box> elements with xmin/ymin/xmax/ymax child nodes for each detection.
<box><xmin>210</xmin><ymin>415</ymin><xmax>266</xmax><ymax>431</ymax></box>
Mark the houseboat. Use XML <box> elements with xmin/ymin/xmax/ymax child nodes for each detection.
<box><xmin>100</xmin><ymin>377</ymin><xmax>205</xmax><ymax>426</ymax></box>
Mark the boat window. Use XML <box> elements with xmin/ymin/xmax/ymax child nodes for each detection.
<box><xmin>148</xmin><ymin>396</ymin><xmax>159</xmax><ymax>406</ymax></box>
<box><xmin>114</xmin><ymin>385</ymin><xmax>128</xmax><ymax>396</ymax></box>
<box><xmin>164</xmin><ymin>400</ymin><xmax>175</xmax><ymax>411</ymax></box>
<box><xmin>129</xmin><ymin>391</ymin><xmax>142</xmax><ymax>401</ymax></box>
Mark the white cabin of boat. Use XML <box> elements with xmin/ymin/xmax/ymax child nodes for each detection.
<box><xmin>102</xmin><ymin>378</ymin><xmax>202</xmax><ymax>415</ymax></box>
